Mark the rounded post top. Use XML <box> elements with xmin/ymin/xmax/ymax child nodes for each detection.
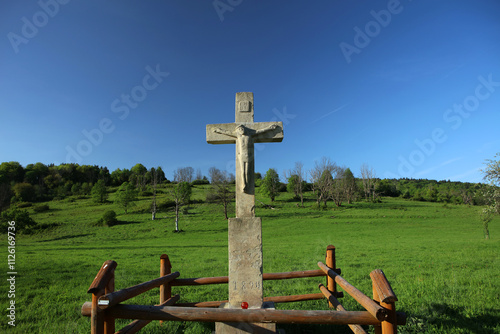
<box><xmin>160</xmin><ymin>254</ymin><xmax>172</xmax><ymax>268</ymax></box>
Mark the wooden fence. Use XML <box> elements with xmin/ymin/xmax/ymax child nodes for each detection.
<box><xmin>81</xmin><ymin>245</ymin><xmax>406</xmax><ymax>334</ymax></box>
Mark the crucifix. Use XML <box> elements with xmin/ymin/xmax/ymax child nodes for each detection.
<box><xmin>206</xmin><ymin>92</ymin><xmax>284</xmax><ymax>218</ymax></box>
<box><xmin>207</xmin><ymin>92</ymin><xmax>283</xmax><ymax>333</ymax></box>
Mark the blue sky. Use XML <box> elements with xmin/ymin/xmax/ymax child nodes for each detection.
<box><xmin>1</xmin><ymin>0</ymin><xmax>499</xmax><ymax>183</ymax></box>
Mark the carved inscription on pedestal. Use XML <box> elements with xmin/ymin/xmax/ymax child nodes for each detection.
<box><xmin>228</xmin><ymin>217</ymin><xmax>263</xmax><ymax>308</ymax></box>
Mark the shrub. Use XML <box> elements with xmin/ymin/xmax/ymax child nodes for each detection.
<box><xmin>191</xmin><ymin>179</ymin><xmax>209</xmax><ymax>186</ymax></box>
<box><xmin>98</xmin><ymin>210</ymin><xmax>118</xmax><ymax>227</ymax></box>
<box><xmin>33</xmin><ymin>204</ymin><xmax>50</xmax><ymax>213</ymax></box>
<box><xmin>158</xmin><ymin>200</ymin><xmax>175</xmax><ymax>210</ymax></box>
<box><xmin>31</xmin><ymin>222</ymin><xmax>60</xmax><ymax>233</ymax></box>
<box><xmin>1</xmin><ymin>208</ymin><xmax>37</xmax><ymax>233</ymax></box>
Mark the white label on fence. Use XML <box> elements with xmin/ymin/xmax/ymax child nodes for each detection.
<box><xmin>98</xmin><ymin>300</ymin><xmax>110</xmax><ymax>305</ymax></box>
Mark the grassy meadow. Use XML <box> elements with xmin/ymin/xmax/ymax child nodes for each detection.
<box><xmin>2</xmin><ymin>184</ymin><xmax>500</xmax><ymax>333</ymax></box>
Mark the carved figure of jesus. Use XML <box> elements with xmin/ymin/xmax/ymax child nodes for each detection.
<box><xmin>213</xmin><ymin>124</ymin><xmax>278</xmax><ymax>192</ymax></box>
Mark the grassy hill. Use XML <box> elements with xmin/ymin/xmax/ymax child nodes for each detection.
<box><xmin>2</xmin><ymin>185</ymin><xmax>500</xmax><ymax>333</ymax></box>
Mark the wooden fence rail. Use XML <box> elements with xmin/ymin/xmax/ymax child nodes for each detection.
<box><xmin>82</xmin><ymin>245</ymin><xmax>405</xmax><ymax>334</ymax></box>
<box><xmin>319</xmin><ymin>283</ymin><xmax>367</xmax><ymax>334</ymax></box>
<box><xmin>371</xmin><ymin>269</ymin><xmax>399</xmax><ymax>334</ymax></box>
<box><xmin>170</xmin><ymin>269</ymin><xmax>339</xmax><ymax>286</ymax></box>
<box><xmin>114</xmin><ymin>295</ymin><xmax>180</xmax><ymax>334</ymax></box>
<box><xmin>318</xmin><ymin>261</ymin><xmax>387</xmax><ymax>322</ymax></box>
<box><xmin>98</xmin><ymin>272</ymin><xmax>180</xmax><ymax>310</ymax></box>
<box><xmin>174</xmin><ymin>292</ymin><xmax>326</xmax><ymax>308</ymax></box>
<box><xmin>82</xmin><ymin>304</ymin><xmax>407</xmax><ymax>326</ymax></box>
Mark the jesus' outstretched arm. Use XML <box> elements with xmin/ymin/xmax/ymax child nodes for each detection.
<box><xmin>213</xmin><ymin>127</ymin><xmax>236</xmax><ymax>137</ymax></box>
<box><xmin>254</xmin><ymin>124</ymin><xmax>278</xmax><ymax>135</ymax></box>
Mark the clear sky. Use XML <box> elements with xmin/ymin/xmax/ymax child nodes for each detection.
<box><xmin>1</xmin><ymin>0</ymin><xmax>499</xmax><ymax>183</ymax></box>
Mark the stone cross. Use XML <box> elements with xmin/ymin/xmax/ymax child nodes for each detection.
<box><xmin>207</xmin><ymin>92</ymin><xmax>283</xmax><ymax>218</ymax></box>
<box><xmin>207</xmin><ymin>92</ymin><xmax>283</xmax><ymax>333</ymax></box>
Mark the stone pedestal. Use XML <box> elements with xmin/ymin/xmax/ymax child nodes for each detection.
<box><xmin>215</xmin><ymin>302</ymin><xmax>277</xmax><ymax>334</ymax></box>
<box><xmin>228</xmin><ymin>217</ymin><xmax>263</xmax><ymax>308</ymax></box>
<box><xmin>214</xmin><ymin>218</ymin><xmax>277</xmax><ymax>333</ymax></box>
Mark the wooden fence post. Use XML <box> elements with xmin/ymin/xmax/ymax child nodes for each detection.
<box><xmin>88</xmin><ymin>260</ymin><xmax>117</xmax><ymax>334</ymax></box>
<box><xmin>370</xmin><ymin>269</ymin><xmax>397</xmax><ymax>334</ymax></box>
<box><xmin>326</xmin><ymin>245</ymin><xmax>337</xmax><ymax>307</ymax></box>
<box><xmin>318</xmin><ymin>262</ymin><xmax>387</xmax><ymax>322</ymax></box>
<box><xmin>104</xmin><ymin>271</ymin><xmax>115</xmax><ymax>334</ymax></box>
<box><xmin>160</xmin><ymin>254</ymin><xmax>172</xmax><ymax>325</ymax></box>
<box><xmin>91</xmin><ymin>291</ymin><xmax>105</xmax><ymax>334</ymax></box>
<box><xmin>372</xmin><ymin>280</ymin><xmax>382</xmax><ymax>334</ymax></box>
<box><xmin>160</xmin><ymin>254</ymin><xmax>172</xmax><ymax>303</ymax></box>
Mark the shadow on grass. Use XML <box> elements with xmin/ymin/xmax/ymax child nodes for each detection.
<box><xmin>37</xmin><ymin>233</ymin><xmax>94</xmax><ymax>242</ymax></box>
<box><xmin>280</xmin><ymin>303</ymin><xmax>500</xmax><ymax>334</ymax></box>
<box><xmin>278</xmin><ymin>323</ymin><xmax>358</xmax><ymax>334</ymax></box>
<box><xmin>112</xmin><ymin>220</ymin><xmax>142</xmax><ymax>226</ymax></box>
<box><xmin>187</xmin><ymin>227</ymin><xmax>228</xmax><ymax>233</ymax></box>
<box><xmin>425</xmin><ymin>303</ymin><xmax>500</xmax><ymax>333</ymax></box>
<box><xmin>35</xmin><ymin>244</ymin><xmax>229</xmax><ymax>253</ymax></box>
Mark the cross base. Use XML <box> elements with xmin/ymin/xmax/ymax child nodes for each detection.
<box><xmin>215</xmin><ymin>302</ymin><xmax>277</xmax><ymax>334</ymax></box>
<box><xmin>228</xmin><ymin>217</ymin><xmax>263</xmax><ymax>308</ymax></box>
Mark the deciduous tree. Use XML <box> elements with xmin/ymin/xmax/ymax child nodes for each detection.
<box><xmin>0</xmin><ymin>161</ymin><xmax>24</xmax><ymax>184</ymax></box>
<box><xmin>114</xmin><ymin>182</ymin><xmax>137</xmax><ymax>214</ymax></box>
<box><xmin>481</xmin><ymin>152</ymin><xmax>500</xmax><ymax>239</ymax></box>
<box><xmin>285</xmin><ymin>162</ymin><xmax>306</xmax><ymax>207</ymax></box>
<box><xmin>130</xmin><ymin>163</ymin><xmax>148</xmax><ymax>191</ymax></box>
<box><xmin>170</xmin><ymin>182</ymin><xmax>191</xmax><ymax>232</ymax></box>
<box><xmin>208</xmin><ymin>167</ymin><xmax>234</xmax><ymax>219</ymax></box>
<box><xmin>360</xmin><ymin>163</ymin><xmax>376</xmax><ymax>201</ymax></box>
<box><xmin>110</xmin><ymin>168</ymin><xmax>132</xmax><ymax>187</ymax></box>
<box><xmin>330</xmin><ymin>166</ymin><xmax>345</xmax><ymax>207</ymax></box>
<box><xmin>24</xmin><ymin>162</ymin><xmax>48</xmax><ymax>186</ymax></box>
<box><xmin>195</xmin><ymin>168</ymin><xmax>203</xmax><ymax>181</ymax></box>
<box><xmin>13</xmin><ymin>182</ymin><xmax>36</xmax><ymax>202</ymax></box>
<box><xmin>150</xmin><ymin>167</ymin><xmax>164</xmax><ymax>220</ymax></box>
<box><xmin>91</xmin><ymin>180</ymin><xmax>108</xmax><ymax>203</ymax></box>
<box><xmin>310</xmin><ymin>157</ymin><xmax>336</xmax><ymax>208</ymax></box>
<box><xmin>260</xmin><ymin>168</ymin><xmax>280</xmax><ymax>202</ymax></box>
<box><xmin>174</xmin><ymin>167</ymin><xmax>194</xmax><ymax>183</ymax></box>
<box><xmin>342</xmin><ymin>168</ymin><xmax>358</xmax><ymax>204</ymax></box>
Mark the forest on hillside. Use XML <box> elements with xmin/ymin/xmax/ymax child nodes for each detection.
<box><xmin>0</xmin><ymin>160</ymin><xmax>492</xmax><ymax>210</ymax></box>
<box><xmin>1</xmin><ymin>158</ymin><xmax>499</xmax><ymax>238</ymax></box>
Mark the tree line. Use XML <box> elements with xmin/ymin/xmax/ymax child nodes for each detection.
<box><xmin>257</xmin><ymin>158</ymin><xmax>491</xmax><ymax>208</ymax></box>
<box><xmin>0</xmin><ymin>162</ymin><xmax>211</xmax><ymax>209</ymax></box>
<box><xmin>0</xmin><ymin>160</ymin><xmax>493</xmax><ymax>210</ymax></box>
<box><xmin>1</xmin><ymin>156</ymin><xmax>498</xmax><ymax>235</ymax></box>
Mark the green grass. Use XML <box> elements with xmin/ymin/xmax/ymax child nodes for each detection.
<box><xmin>2</xmin><ymin>185</ymin><xmax>500</xmax><ymax>333</ymax></box>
